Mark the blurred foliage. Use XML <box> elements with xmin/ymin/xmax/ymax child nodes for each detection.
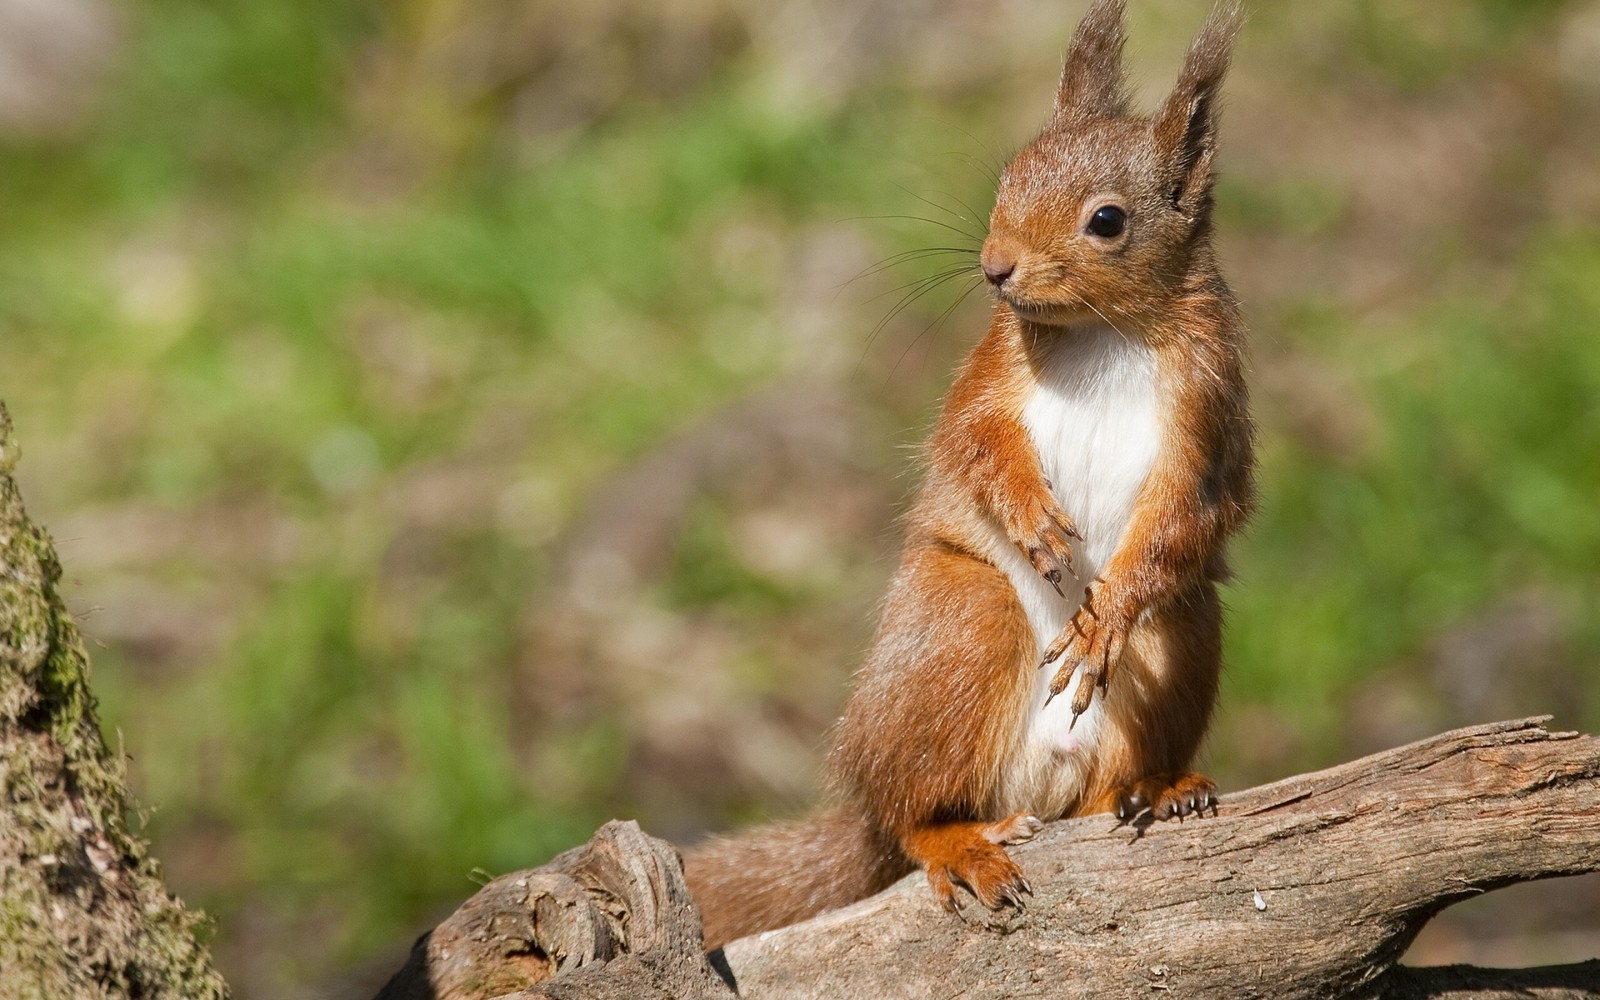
<box><xmin>1</xmin><ymin>0</ymin><xmax>1598</xmax><ymax>994</ymax></box>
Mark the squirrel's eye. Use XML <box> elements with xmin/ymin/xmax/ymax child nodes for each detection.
<box><xmin>1086</xmin><ymin>205</ymin><xmax>1127</xmax><ymax>238</ymax></box>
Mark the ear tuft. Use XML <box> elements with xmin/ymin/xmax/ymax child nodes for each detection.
<box><xmin>1055</xmin><ymin>0</ymin><xmax>1131</xmax><ymax>120</ymax></box>
<box><xmin>1154</xmin><ymin>1</ymin><xmax>1244</xmax><ymax>216</ymax></box>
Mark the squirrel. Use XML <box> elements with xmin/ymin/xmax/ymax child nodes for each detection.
<box><xmin>683</xmin><ymin>0</ymin><xmax>1255</xmax><ymax>951</ymax></box>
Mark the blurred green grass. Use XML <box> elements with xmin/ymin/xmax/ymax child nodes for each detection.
<box><xmin>2</xmin><ymin>0</ymin><xmax>1598</xmax><ymax>993</ymax></box>
<box><xmin>1230</xmin><ymin>233</ymin><xmax>1600</xmax><ymax>745</ymax></box>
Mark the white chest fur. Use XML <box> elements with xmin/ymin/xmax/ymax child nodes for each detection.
<box><xmin>986</xmin><ymin>325</ymin><xmax>1163</xmax><ymax>817</ymax></box>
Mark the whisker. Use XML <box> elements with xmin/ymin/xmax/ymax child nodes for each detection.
<box><xmin>843</xmin><ymin>213</ymin><xmax>985</xmax><ymax>245</ymax></box>
<box><xmin>914</xmin><ymin>182</ymin><xmax>991</xmax><ymax>230</ymax></box>
<box><xmin>888</xmin><ymin>275</ymin><xmax>985</xmax><ymax>383</ymax></box>
<box><xmin>934</xmin><ymin>188</ymin><xmax>994</xmax><ymax>239</ymax></box>
<box><xmin>838</xmin><ymin>247</ymin><xmax>979</xmax><ymax>291</ymax></box>
<box><xmin>940</xmin><ymin>150</ymin><xmax>1002</xmax><ymax>191</ymax></box>
<box><xmin>859</xmin><ymin>264</ymin><xmax>981</xmax><ymax>368</ymax></box>
<box><xmin>867</xmin><ymin>262</ymin><xmax>978</xmax><ymax>310</ymax></box>
<box><xmin>863</xmin><ymin>275</ymin><xmax>971</xmax><ymax>360</ymax></box>
<box><xmin>940</xmin><ymin>123</ymin><xmax>1009</xmax><ymax>187</ymax></box>
<box><xmin>1072</xmin><ymin>295</ymin><xmax>1135</xmax><ymax>346</ymax></box>
<box><xmin>895</xmin><ymin>186</ymin><xmax>987</xmax><ymax>243</ymax></box>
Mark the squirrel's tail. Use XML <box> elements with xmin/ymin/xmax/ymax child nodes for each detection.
<box><xmin>683</xmin><ymin>804</ymin><xmax>909</xmax><ymax>951</ymax></box>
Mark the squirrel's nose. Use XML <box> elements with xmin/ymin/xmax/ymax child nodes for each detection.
<box><xmin>980</xmin><ymin>247</ymin><xmax>1016</xmax><ymax>287</ymax></box>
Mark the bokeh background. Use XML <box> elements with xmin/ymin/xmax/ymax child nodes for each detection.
<box><xmin>3</xmin><ymin>0</ymin><xmax>1599</xmax><ymax>995</ymax></box>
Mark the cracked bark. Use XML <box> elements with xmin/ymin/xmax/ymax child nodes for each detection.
<box><xmin>376</xmin><ymin>717</ymin><xmax>1600</xmax><ymax>1000</ymax></box>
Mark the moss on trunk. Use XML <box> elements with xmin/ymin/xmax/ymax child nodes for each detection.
<box><xmin>0</xmin><ymin>403</ymin><xmax>230</xmax><ymax>1000</ymax></box>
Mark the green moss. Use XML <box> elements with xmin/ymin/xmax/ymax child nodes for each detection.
<box><xmin>0</xmin><ymin>403</ymin><xmax>230</xmax><ymax>1000</ymax></box>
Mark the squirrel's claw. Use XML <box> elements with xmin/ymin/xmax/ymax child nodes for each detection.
<box><xmin>1111</xmin><ymin>773</ymin><xmax>1219</xmax><ymax>826</ymax></box>
<box><xmin>927</xmin><ymin>866</ymin><xmax>964</xmax><ymax>915</ymax></box>
<box><xmin>1038</xmin><ymin>614</ymin><xmax>1085</xmax><ymax>669</ymax></box>
<box><xmin>1070</xmin><ymin>670</ymin><xmax>1098</xmax><ymax>717</ymax></box>
<box><xmin>910</xmin><ymin>818</ymin><xmax>1035</xmax><ymax>919</ymax></box>
<box><xmin>1070</xmin><ymin>639</ymin><xmax>1115</xmax><ymax>716</ymax></box>
<box><xmin>1043</xmin><ymin>662</ymin><xmax>1072</xmax><ymax>708</ymax></box>
<box><xmin>1013</xmin><ymin>493</ymin><xmax>1079</xmax><ymax>591</ymax></box>
<box><xmin>1041</xmin><ymin>594</ymin><xmax>1129</xmax><ymax>717</ymax></box>
<box><xmin>1026</xmin><ymin>544</ymin><xmax>1070</xmax><ymax>597</ymax></box>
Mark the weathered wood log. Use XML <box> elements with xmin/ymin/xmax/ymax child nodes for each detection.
<box><xmin>374</xmin><ymin>820</ymin><xmax>734</xmax><ymax>1000</ymax></box>
<box><xmin>376</xmin><ymin>717</ymin><xmax>1600</xmax><ymax>1000</ymax></box>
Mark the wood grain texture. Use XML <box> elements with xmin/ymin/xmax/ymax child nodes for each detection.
<box><xmin>374</xmin><ymin>820</ymin><xmax>733</xmax><ymax>1000</ymax></box>
<box><xmin>376</xmin><ymin>719</ymin><xmax>1600</xmax><ymax>1000</ymax></box>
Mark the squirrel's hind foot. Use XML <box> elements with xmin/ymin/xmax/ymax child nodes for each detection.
<box><xmin>903</xmin><ymin>814</ymin><xmax>1040</xmax><ymax>913</ymax></box>
<box><xmin>1108</xmin><ymin>772</ymin><xmax>1217</xmax><ymax>824</ymax></box>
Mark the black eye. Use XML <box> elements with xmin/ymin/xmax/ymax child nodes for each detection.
<box><xmin>1086</xmin><ymin>205</ymin><xmax>1126</xmax><ymax>238</ymax></box>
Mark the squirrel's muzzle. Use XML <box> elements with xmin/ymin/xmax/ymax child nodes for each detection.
<box><xmin>980</xmin><ymin>242</ymin><xmax>1018</xmax><ymax>287</ymax></box>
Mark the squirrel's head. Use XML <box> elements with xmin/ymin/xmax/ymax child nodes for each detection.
<box><xmin>981</xmin><ymin>0</ymin><xmax>1241</xmax><ymax>328</ymax></box>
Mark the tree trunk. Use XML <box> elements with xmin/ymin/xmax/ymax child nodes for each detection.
<box><xmin>0</xmin><ymin>404</ymin><xmax>230</xmax><ymax>1000</ymax></box>
<box><xmin>376</xmin><ymin>717</ymin><xmax>1600</xmax><ymax>1000</ymax></box>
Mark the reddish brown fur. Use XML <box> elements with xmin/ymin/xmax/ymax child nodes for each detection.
<box><xmin>684</xmin><ymin>0</ymin><xmax>1254</xmax><ymax>951</ymax></box>
<box><xmin>685</xmin><ymin>806</ymin><xmax>909</xmax><ymax>952</ymax></box>
<box><xmin>1079</xmin><ymin>581</ymin><xmax>1224</xmax><ymax>818</ymax></box>
<box><xmin>900</xmin><ymin>814</ymin><xmax>1040</xmax><ymax>912</ymax></box>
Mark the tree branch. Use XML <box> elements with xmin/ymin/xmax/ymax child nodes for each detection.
<box><xmin>376</xmin><ymin>717</ymin><xmax>1600</xmax><ymax>1000</ymax></box>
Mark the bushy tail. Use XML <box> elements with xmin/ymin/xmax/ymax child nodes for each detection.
<box><xmin>682</xmin><ymin>804</ymin><xmax>909</xmax><ymax>950</ymax></box>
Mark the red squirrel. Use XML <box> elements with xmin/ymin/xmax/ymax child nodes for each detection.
<box><xmin>684</xmin><ymin>0</ymin><xmax>1255</xmax><ymax>950</ymax></box>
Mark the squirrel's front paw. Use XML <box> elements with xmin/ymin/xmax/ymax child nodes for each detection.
<box><xmin>1041</xmin><ymin>582</ymin><xmax>1131</xmax><ymax>718</ymax></box>
<box><xmin>1007</xmin><ymin>493</ymin><xmax>1080</xmax><ymax>596</ymax></box>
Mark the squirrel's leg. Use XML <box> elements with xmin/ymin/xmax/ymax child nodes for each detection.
<box><xmin>1080</xmin><ymin>581</ymin><xmax>1222</xmax><ymax>822</ymax></box>
<box><xmin>830</xmin><ymin>538</ymin><xmax>1038</xmax><ymax>912</ymax></box>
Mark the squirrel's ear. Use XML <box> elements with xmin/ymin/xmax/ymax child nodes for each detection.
<box><xmin>1055</xmin><ymin>0</ymin><xmax>1130</xmax><ymax>120</ymax></box>
<box><xmin>1153</xmin><ymin>1</ymin><xmax>1243</xmax><ymax>217</ymax></box>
